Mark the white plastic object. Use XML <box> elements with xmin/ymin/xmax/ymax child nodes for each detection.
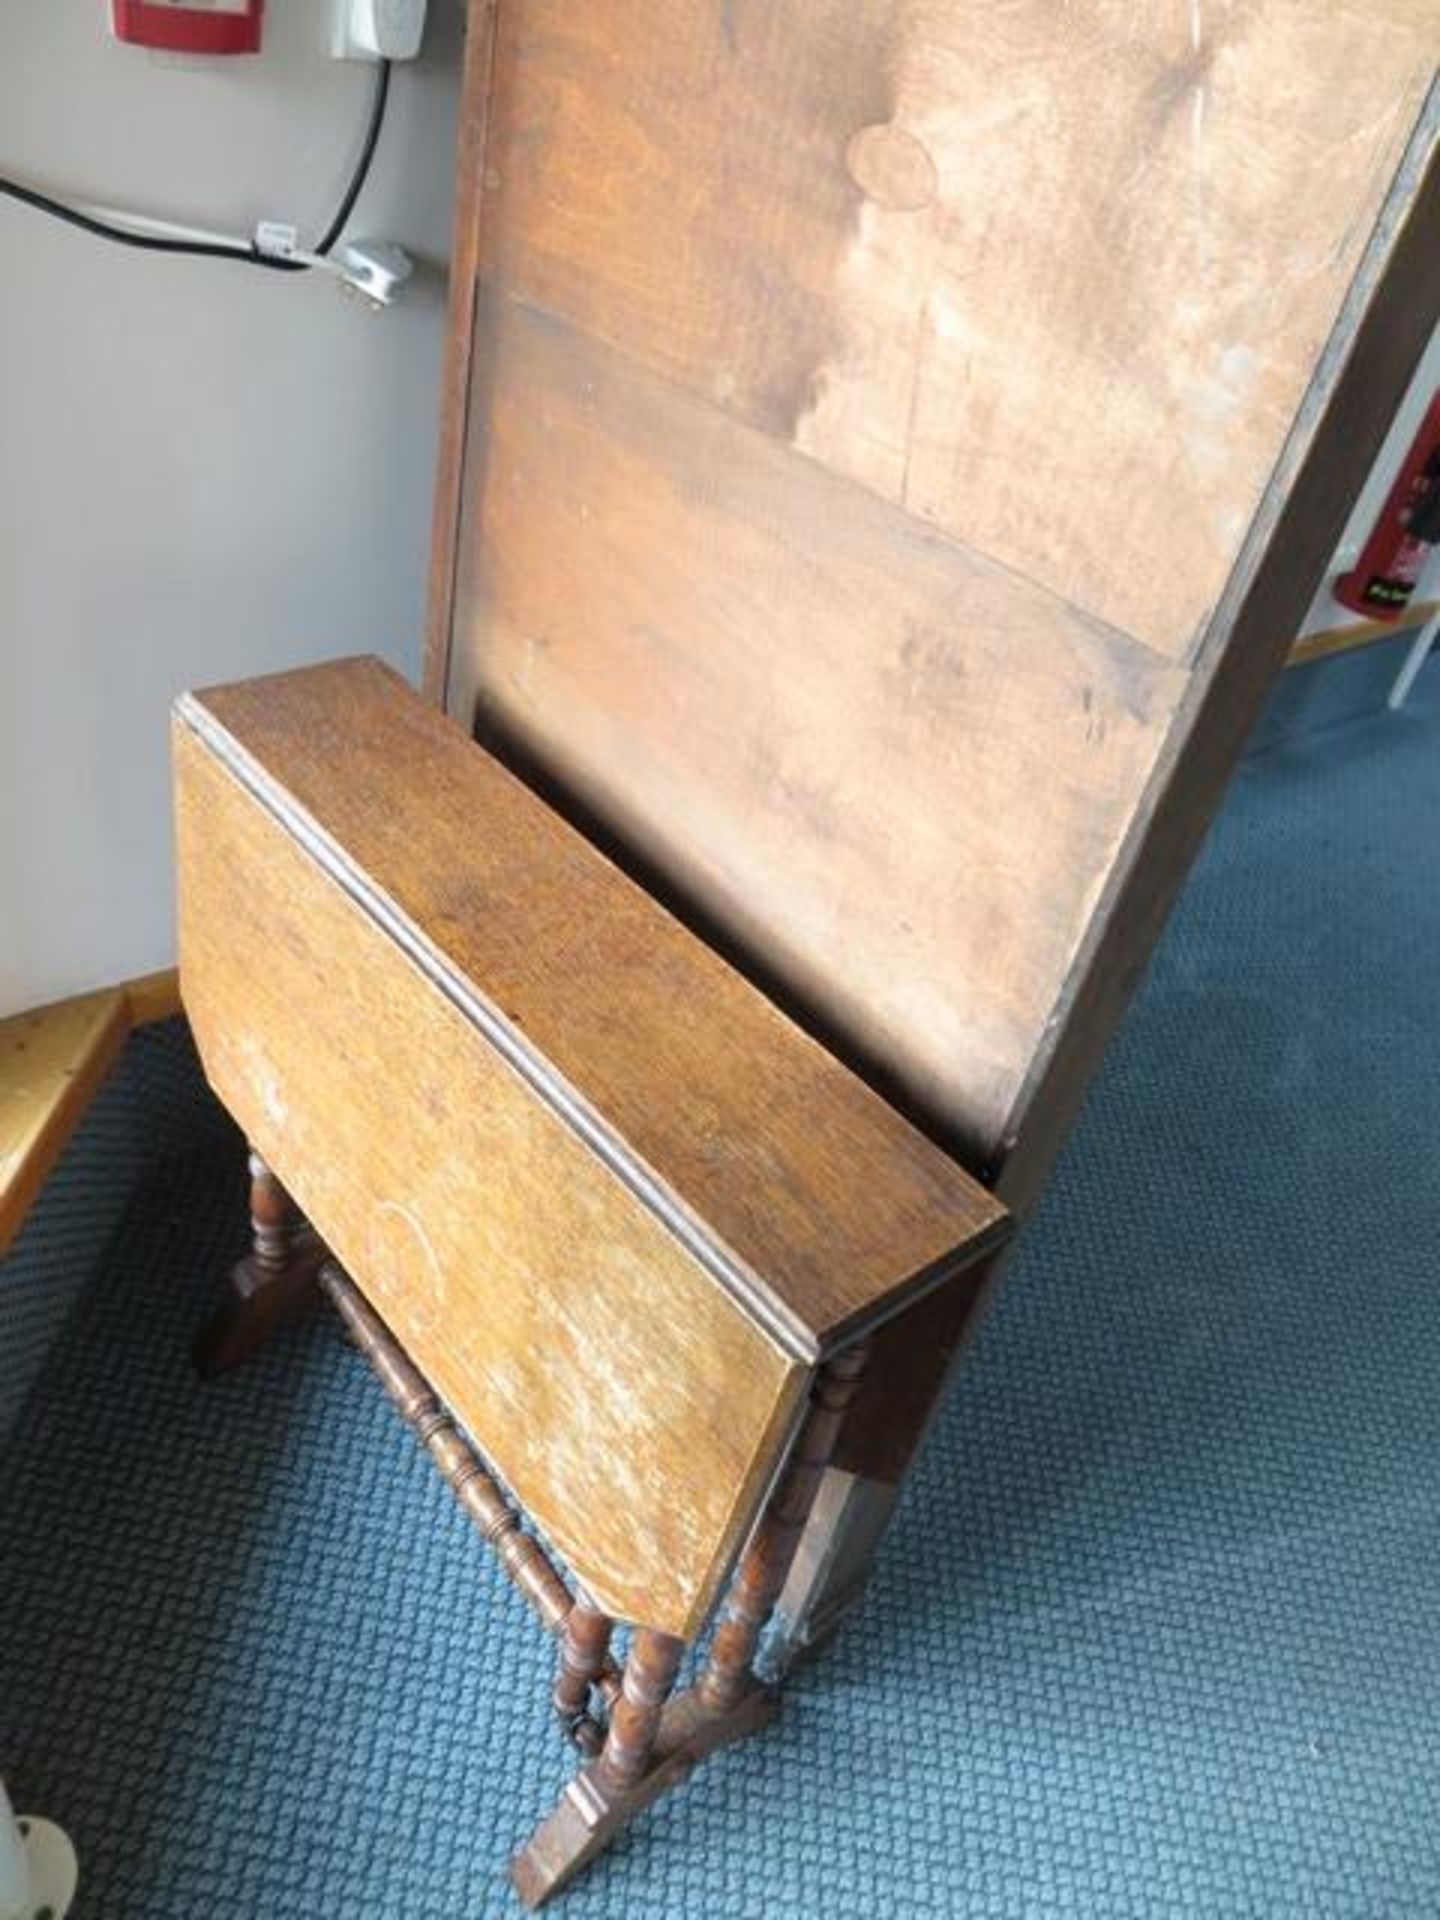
<box><xmin>1387</xmin><ymin>548</ymin><xmax>1440</xmax><ymax>711</ymax></box>
<box><xmin>1389</xmin><ymin>603</ymin><xmax>1440</xmax><ymax>709</ymax></box>
<box><xmin>337</xmin><ymin>238</ymin><xmax>413</xmax><ymax>307</ymax></box>
<box><xmin>77</xmin><ymin>200</ymin><xmax>410</xmax><ymax>307</ymax></box>
<box><xmin>333</xmin><ymin>0</ymin><xmax>426</xmax><ymax>60</ymax></box>
<box><xmin>0</xmin><ymin>1780</ymin><xmax>78</xmax><ymax>1920</ymax></box>
<box><xmin>254</xmin><ymin>220</ymin><xmax>301</xmax><ymax>261</ymax></box>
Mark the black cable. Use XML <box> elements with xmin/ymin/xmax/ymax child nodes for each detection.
<box><xmin>315</xmin><ymin>55</ymin><xmax>390</xmax><ymax>257</ymax></box>
<box><xmin>0</xmin><ymin>57</ymin><xmax>392</xmax><ymax>273</ymax></box>
<box><xmin>0</xmin><ymin>177</ymin><xmax>279</xmax><ymax>267</ymax></box>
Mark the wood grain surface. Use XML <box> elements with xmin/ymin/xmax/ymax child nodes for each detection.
<box><xmin>837</xmin><ymin>115</ymin><xmax>1440</xmax><ymax>1486</ymax></box>
<box><xmin>175</xmin><ymin>714</ymin><xmax>807</xmax><ymax>1637</ymax></box>
<box><xmin>451</xmin><ymin>292</ymin><xmax>1186</xmax><ymax>1156</ymax></box>
<box><xmin>184</xmin><ymin>658</ymin><xmax>1006</xmax><ymax>1351</ymax></box>
<box><xmin>429</xmin><ymin>0</ymin><xmax>1439</xmax><ymax>1172</ymax></box>
<box><xmin>473</xmin><ymin>0</ymin><xmax>1433</xmax><ymax>658</ymax></box>
<box><xmin>413</xmin><ymin>0</ymin><xmax>1440</xmax><ymax>1644</ymax></box>
<box><xmin>0</xmin><ymin>988</ymin><xmax>128</xmax><ymax>1260</ymax></box>
<box><xmin>1288</xmin><ymin>601</ymin><xmax>1440</xmax><ymax>668</ymax></box>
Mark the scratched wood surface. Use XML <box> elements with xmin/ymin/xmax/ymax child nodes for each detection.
<box><xmin>454</xmin><ymin>292</ymin><xmax>1187</xmax><ymax>1149</ymax></box>
<box><xmin>187</xmin><ymin>658</ymin><xmax>1005</xmax><ymax>1351</ymax></box>
<box><xmin>175</xmin><ymin>717</ymin><xmax>806</xmax><ymax>1637</ymax></box>
<box><xmin>473</xmin><ymin>0</ymin><xmax>1436</xmax><ymax>656</ymax></box>
<box><xmin>174</xmin><ymin>662</ymin><xmax>1007</xmax><ymax>1629</ymax></box>
<box><xmin>431</xmin><ymin>0</ymin><xmax>1438</xmax><ymax>1167</ymax></box>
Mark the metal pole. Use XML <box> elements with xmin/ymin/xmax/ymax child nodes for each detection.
<box><xmin>1389</xmin><ymin>602</ymin><xmax>1440</xmax><ymax>709</ymax></box>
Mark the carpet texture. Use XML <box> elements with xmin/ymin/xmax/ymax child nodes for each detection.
<box><xmin>0</xmin><ymin>1021</ymin><xmax>232</xmax><ymax>1444</ymax></box>
<box><xmin>2</xmin><ymin>686</ymin><xmax>1437</xmax><ymax>1917</ymax></box>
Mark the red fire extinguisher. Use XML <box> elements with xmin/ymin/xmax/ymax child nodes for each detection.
<box><xmin>1334</xmin><ymin>391</ymin><xmax>1440</xmax><ymax>621</ymax></box>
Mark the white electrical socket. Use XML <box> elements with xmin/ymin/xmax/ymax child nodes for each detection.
<box><xmin>333</xmin><ymin>0</ymin><xmax>426</xmax><ymax>61</ymax></box>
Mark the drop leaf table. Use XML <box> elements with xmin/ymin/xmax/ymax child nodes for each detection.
<box><xmin>176</xmin><ymin>0</ymin><xmax>1438</xmax><ymax>1902</ymax></box>
<box><xmin>174</xmin><ymin>654</ymin><xmax>1008</xmax><ymax>1900</ymax></box>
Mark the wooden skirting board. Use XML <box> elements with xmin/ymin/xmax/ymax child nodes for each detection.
<box><xmin>0</xmin><ymin>968</ymin><xmax>182</xmax><ymax>1259</ymax></box>
<box><xmin>1287</xmin><ymin>601</ymin><xmax>1437</xmax><ymax>669</ymax></box>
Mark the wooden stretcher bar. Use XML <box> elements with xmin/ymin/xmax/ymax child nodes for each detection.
<box><xmin>196</xmin><ymin>1146</ymin><xmax>874</xmax><ymax>1900</ymax></box>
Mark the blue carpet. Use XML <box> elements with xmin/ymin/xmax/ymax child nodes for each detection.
<box><xmin>0</xmin><ymin>1022</ymin><xmax>233</xmax><ymax>1446</ymax></box>
<box><xmin>2</xmin><ymin>687</ymin><xmax>1438</xmax><ymax>1917</ymax></box>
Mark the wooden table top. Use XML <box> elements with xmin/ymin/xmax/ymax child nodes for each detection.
<box><xmin>175</xmin><ymin>657</ymin><xmax>1006</xmax><ymax>1633</ymax></box>
<box><xmin>182</xmin><ymin>656</ymin><xmax>1007</xmax><ymax>1359</ymax></box>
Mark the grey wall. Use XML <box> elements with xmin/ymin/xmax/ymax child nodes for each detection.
<box><xmin>0</xmin><ymin>0</ymin><xmax>463</xmax><ymax>1016</ymax></box>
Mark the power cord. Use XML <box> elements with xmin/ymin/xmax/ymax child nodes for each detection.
<box><xmin>310</xmin><ymin>57</ymin><xmax>391</xmax><ymax>259</ymax></box>
<box><xmin>0</xmin><ymin>57</ymin><xmax>391</xmax><ymax>275</ymax></box>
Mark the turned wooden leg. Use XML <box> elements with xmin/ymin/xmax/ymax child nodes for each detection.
<box><xmin>595</xmin><ymin>1630</ymin><xmax>685</xmax><ymax>1791</ymax></box>
<box><xmin>512</xmin><ymin>1629</ymin><xmax>687</xmax><ymax>1908</ymax></box>
<box><xmin>193</xmin><ymin>1150</ymin><xmax>325</xmax><ymax>1377</ymax></box>
<box><xmin>552</xmin><ymin>1598</ymin><xmax>616</xmax><ymax>1758</ymax></box>
<box><xmin>510</xmin><ymin>1343</ymin><xmax>870</xmax><ymax>1908</ymax></box>
<box><xmin>775</xmin><ymin>1251</ymin><xmax>1004</xmax><ymax>1667</ymax></box>
<box><xmin>699</xmin><ymin>1341</ymin><xmax>870</xmax><ymax>1710</ymax></box>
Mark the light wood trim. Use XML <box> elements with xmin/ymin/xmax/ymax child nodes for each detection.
<box><xmin>124</xmin><ymin>967</ymin><xmax>183</xmax><ymax>1027</ymax></box>
<box><xmin>1286</xmin><ymin>601</ymin><xmax>1438</xmax><ymax>669</ymax></box>
<box><xmin>0</xmin><ymin>989</ymin><xmax>129</xmax><ymax>1260</ymax></box>
<box><xmin>0</xmin><ymin>966</ymin><xmax>183</xmax><ymax>1258</ymax></box>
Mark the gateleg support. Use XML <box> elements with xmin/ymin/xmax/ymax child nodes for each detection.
<box><xmin>511</xmin><ymin>1339</ymin><xmax>870</xmax><ymax>1906</ymax></box>
<box><xmin>194</xmin><ymin>1149</ymin><xmax>325</xmax><ymax>1377</ymax></box>
<box><xmin>510</xmin><ymin>1683</ymin><xmax>777</xmax><ymax>1909</ymax></box>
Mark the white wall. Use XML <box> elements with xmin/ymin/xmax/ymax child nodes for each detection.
<box><xmin>0</xmin><ymin>0</ymin><xmax>462</xmax><ymax>1017</ymax></box>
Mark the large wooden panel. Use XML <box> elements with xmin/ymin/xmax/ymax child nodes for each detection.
<box><xmin>452</xmin><ymin>296</ymin><xmax>1186</xmax><ymax>1156</ymax></box>
<box><xmin>430</xmin><ymin>0</ymin><xmax>1439</xmax><ymax>1171</ymax></box>
<box><xmin>175</xmin><ymin>717</ymin><xmax>805</xmax><ymax>1638</ymax></box>
<box><xmin>474</xmin><ymin>0</ymin><xmax>1434</xmax><ymax>656</ymax></box>
<box><xmin>188</xmin><ymin>659</ymin><xmax>1006</xmax><ymax>1345</ymax></box>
